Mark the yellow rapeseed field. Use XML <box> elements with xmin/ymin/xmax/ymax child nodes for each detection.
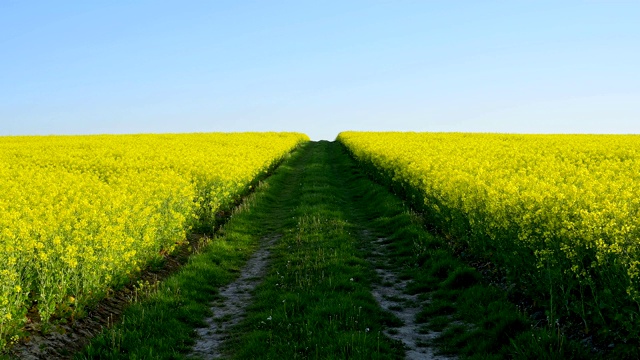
<box><xmin>338</xmin><ymin>131</ymin><xmax>640</xmax><ymax>333</ymax></box>
<box><xmin>0</xmin><ymin>132</ymin><xmax>308</xmax><ymax>347</ymax></box>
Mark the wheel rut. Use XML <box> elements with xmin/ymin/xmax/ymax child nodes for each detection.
<box><xmin>189</xmin><ymin>235</ymin><xmax>280</xmax><ymax>359</ymax></box>
<box><xmin>364</xmin><ymin>233</ymin><xmax>455</xmax><ymax>360</ymax></box>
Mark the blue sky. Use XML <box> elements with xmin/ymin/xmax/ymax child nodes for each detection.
<box><xmin>1</xmin><ymin>1</ymin><xmax>639</xmax><ymax>140</ymax></box>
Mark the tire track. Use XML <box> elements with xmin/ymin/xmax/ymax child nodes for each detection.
<box><xmin>189</xmin><ymin>235</ymin><xmax>280</xmax><ymax>359</ymax></box>
<box><xmin>365</xmin><ymin>232</ymin><xmax>455</xmax><ymax>360</ymax></box>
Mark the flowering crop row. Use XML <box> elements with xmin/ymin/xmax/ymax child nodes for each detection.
<box><xmin>338</xmin><ymin>131</ymin><xmax>640</xmax><ymax>339</ymax></box>
<box><xmin>0</xmin><ymin>132</ymin><xmax>308</xmax><ymax>348</ymax></box>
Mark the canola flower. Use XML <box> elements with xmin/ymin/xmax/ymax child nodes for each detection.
<box><xmin>0</xmin><ymin>132</ymin><xmax>308</xmax><ymax>348</ymax></box>
<box><xmin>338</xmin><ymin>131</ymin><xmax>640</xmax><ymax>335</ymax></box>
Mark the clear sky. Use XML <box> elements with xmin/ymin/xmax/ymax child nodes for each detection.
<box><xmin>1</xmin><ymin>1</ymin><xmax>639</xmax><ymax>140</ymax></box>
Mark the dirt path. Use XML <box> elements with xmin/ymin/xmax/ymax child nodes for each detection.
<box><xmin>11</xmin><ymin>142</ymin><xmax>459</xmax><ymax>358</ymax></box>
<box><xmin>189</xmin><ymin>235</ymin><xmax>279</xmax><ymax>359</ymax></box>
